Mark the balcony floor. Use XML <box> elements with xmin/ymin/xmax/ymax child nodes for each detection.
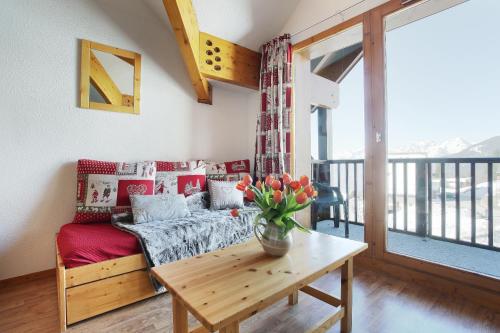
<box><xmin>316</xmin><ymin>220</ymin><xmax>500</xmax><ymax>278</ymax></box>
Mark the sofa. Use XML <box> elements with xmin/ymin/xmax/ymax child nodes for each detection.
<box><xmin>56</xmin><ymin>158</ymin><xmax>257</xmax><ymax>331</ymax></box>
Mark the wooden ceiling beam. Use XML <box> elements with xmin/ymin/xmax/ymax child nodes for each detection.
<box><xmin>163</xmin><ymin>0</ymin><xmax>212</xmax><ymax>104</ymax></box>
<box><xmin>199</xmin><ymin>32</ymin><xmax>260</xmax><ymax>90</ymax></box>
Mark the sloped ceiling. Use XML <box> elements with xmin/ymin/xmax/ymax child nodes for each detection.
<box><xmin>143</xmin><ymin>0</ymin><xmax>300</xmax><ymax>51</ymax></box>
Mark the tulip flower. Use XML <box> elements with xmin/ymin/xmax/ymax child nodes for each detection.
<box><xmin>255</xmin><ymin>180</ymin><xmax>262</xmax><ymax>190</ymax></box>
<box><xmin>313</xmin><ymin>190</ymin><xmax>318</xmax><ymax>197</ymax></box>
<box><xmin>271</xmin><ymin>179</ymin><xmax>281</xmax><ymax>191</ymax></box>
<box><xmin>245</xmin><ymin>189</ymin><xmax>255</xmax><ymax>201</ymax></box>
<box><xmin>230</xmin><ymin>208</ymin><xmax>239</xmax><ymax>217</ymax></box>
<box><xmin>282</xmin><ymin>173</ymin><xmax>292</xmax><ymax>185</ymax></box>
<box><xmin>299</xmin><ymin>175</ymin><xmax>310</xmax><ymax>187</ymax></box>
<box><xmin>304</xmin><ymin>185</ymin><xmax>314</xmax><ymax>198</ymax></box>
<box><xmin>289</xmin><ymin>180</ymin><xmax>301</xmax><ymax>191</ymax></box>
<box><xmin>236</xmin><ymin>181</ymin><xmax>246</xmax><ymax>191</ymax></box>
<box><xmin>265</xmin><ymin>174</ymin><xmax>274</xmax><ymax>186</ymax></box>
<box><xmin>242</xmin><ymin>174</ymin><xmax>252</xmax><ymax>186</ymax></box>
<box><xmin>273</xmin><ymin>190</ymin><xmax>283</xmax><ymax>204</ymax></box>
<box><xmin>296</xmin><ymin>192</ymin><xmax>308</xmax><ymax>205</ymax></box>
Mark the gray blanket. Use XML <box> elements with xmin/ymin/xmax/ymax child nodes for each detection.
<box><xmin>113</xmin><ymin>207</ymin><xmax>260</xmax><ymax>292</ymax></box>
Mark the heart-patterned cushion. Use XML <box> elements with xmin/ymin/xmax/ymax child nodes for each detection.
<box><xmin>73</xmin><ymin>159</ymin><xmax>156</xmax><ymax>223</ymax></box>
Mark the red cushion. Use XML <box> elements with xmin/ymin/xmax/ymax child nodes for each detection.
<box><xmin>57</xmin><ymin>223</ymin><xmax>141</xmax><ymax>268</ymax></box>
<box><xmin>73</xmin><ymin>159</ymin><xmax>156</xmax><ymax>223</ymax></box>
<box><xmin>206</xmin><ymin>159</ymin><xmax>251</xmax><ymax>181</ymax></box>
<box><xmin>155</xmin><ymin>160</ymin><xmax>206</xmax><ymax>196</ymax></box>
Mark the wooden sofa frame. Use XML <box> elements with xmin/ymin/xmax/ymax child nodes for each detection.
<box><xmin>56</xmin><ymin>237</ymin><xmax>157</xmax><ymax>332</ymax></box>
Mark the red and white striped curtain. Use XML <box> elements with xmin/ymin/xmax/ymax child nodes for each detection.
<box><xmin>254</xmin><ymin>34</ymin><xmax>293</xmax><ymax>179</ymax></box>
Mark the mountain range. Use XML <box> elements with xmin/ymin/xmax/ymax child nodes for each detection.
<box><xmin>338</xmin><ymin>136</ymin><xmax>500</xmax><ymax>158</ymax></box>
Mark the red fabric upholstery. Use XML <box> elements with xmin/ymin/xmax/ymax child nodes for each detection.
<box><xmin>73</xmin><ymin>159</ymin><xmax>156</xmax><ymax>224</ymax></box>
<box><xmin>57</xmin><ymin>223</ymin><xmax>141</xmax><ymax>268</ymax></box>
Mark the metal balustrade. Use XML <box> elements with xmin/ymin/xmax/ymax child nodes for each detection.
<box><xmin>312</xmin><ymin>158</ymin><xmax>500</xmax><ymax>251</ymax></box>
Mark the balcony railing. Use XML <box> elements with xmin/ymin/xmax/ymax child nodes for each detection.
<box><xmin>312</xmin><ymin>158</ymin><xmax>500</xmax><ymax>251</ymax></box>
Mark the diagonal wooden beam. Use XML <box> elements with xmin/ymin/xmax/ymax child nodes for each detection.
<box><xmin>89</xmin><ymin>50</ymin><xmax>123</xmax><ymax>105</ymax></box>
<box><xmin>163</xmin><ymin>0</ymin><xmax>212</xmax><ymax>104</ymax></box>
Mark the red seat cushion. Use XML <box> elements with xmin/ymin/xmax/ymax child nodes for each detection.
<box><xmin>57</xmin><ymin>223</ymin><xmax>141</xmax><ymax>268</ymax></box>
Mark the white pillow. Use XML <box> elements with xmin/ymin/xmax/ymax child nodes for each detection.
<box><xmin>208</xmin><ymin>180</ymin><xmax>244</xmax><ymax>210</ymax></box>
<box><xmin>130</xmin><ymin>194</ymin><xmax>190</xmax><ymax>224</ymax></box>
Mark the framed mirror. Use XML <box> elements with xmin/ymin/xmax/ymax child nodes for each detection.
<box><xmin>80</xmin><ymin>39</ymin><xmax>141</xmax><ymax>114</ymax></box>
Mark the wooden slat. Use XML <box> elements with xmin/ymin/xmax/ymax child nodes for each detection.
<box><xmin>199</xmin><ymin>32</ymin><xmax>260</xmax><ymax>90</ymax></box>
<box><xmin>65</xmin><ymin>253</ymin><xmax>147</xmax><ymax>287</ymax></box>
<box><xmin>190</xmin><ymin>325</ymin><xmax>210</xmax><ymax>333</ymax></box>
<box><xmin>88</xmin><ymin>102</ymin><xmax>134</xmax><ymax>114</ymax></box>
<box><xmin>340</xmin><ymin>258</ymin><xmax>353</xmax><ymax>333</ymax></box>
<box><xmin>173</xmin><ymin>296</ymin><xmax>189</xmax><ymax>333</ymax></box>
<box><xmin>305</xmin><ymin>307</ymin><xmax>345</xmax><ymax>333</ymax></box>
<box><xmin>152</xmin><ymin>232</ymin><xmax>367</xmax><ymax>331</ymax></box>
<box><xmin>220</xmin><ymin>321</ymin><xmax>239</xmax><ymax>333</ymax></box>
<box><xmin>89</xmin><ymin>41</ymin><xmax>137</xmax><ymax>60</ymax></box>
<box><xmin>288</xmin><ymin>289</ymin><xmax>299</xmax><ymax>305</ymax></box>
<box><xmin>56</xmin><ymin>238</ymin><xmax>67</xmax><ymax>332</ymax></box>
<box><xmin>133</xmin><ymin>53</ymin><xmax>141</xmax><ymax>114</ymax></box>
<box><xmin>80</xmin><ymin>40</ymin><xmax>90</xmax><ymax>108</ymax></box>
<box><xmin>116</xmin><ymin>54</ymin><xmax>135</xmax><ymax>66</ymax></box>
<box><xmin>292</xmin><ymin>14</ymin><xmax>364</xmax><ymax>53</ymax></box>
<box><xmin>300</xmin><ymin>285</ymin><xmax>341</xmax><ymax>307</ymax></box>
<box><xmin>66</xmin><ymin>270</ymin><xmax>155</xmax><ymax>324</ymax></box>
<box><xmin>163</xmin><ymin>0</ymin><xmax>211</xmax><ymax>104</ymax></box>
<box><xmin>90</xmin><ymin>50</ymin><xmax>123</xmax><ymax>105</ymax></box>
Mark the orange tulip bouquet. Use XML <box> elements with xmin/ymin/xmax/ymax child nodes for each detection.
<box><xmin>232</xmin><ymin>173</ymin><xmax>316</xmax><ymax>256</ymax></box>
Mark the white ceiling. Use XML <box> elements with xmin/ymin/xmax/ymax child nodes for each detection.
<box><xmin>143</xmin><ymin>0</ymin><xmax>300</xmax><ymax>51</ymax></box>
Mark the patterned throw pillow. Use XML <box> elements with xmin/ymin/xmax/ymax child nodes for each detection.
<box><xmin>155</xmin><ymin>160</ymin><xmax>206</xmax><ymax>196</ymax></box>
<box><xmin>73</xmin><ymin>159</ymin><xmax>156</xmax><ymax>223</ymax></box>
<box><xmin>206</xmin><ymin>159</ymin><xmax>250</xmax><ymax>181</ymax></box>
<box><xmin>208</xmin><ymin>180</ymin><xmax>244</xmax><ymax>210</ymax></box>
<box><xmin>130</xmin><ymin>194</ymin><xmax>191</xmax><ymax>224</ymax></box>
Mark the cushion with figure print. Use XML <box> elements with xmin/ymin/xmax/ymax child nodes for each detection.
<box><xmin>154</xmin><ymin>160</ymin><xmax>207</xmax><ymax>197</ymax></box>
<box><xmin>72</xmin><ymin>159</ymin><xmax>156</xmax><ymax>223</ymax></box>
<box><xmin>206</xmin><ymin>159</ymin><xmax>250</xmax><ymax>181</ymax></box>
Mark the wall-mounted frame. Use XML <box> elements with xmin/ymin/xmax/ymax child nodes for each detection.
<box><xmin>80</xmin><ymin>39</ymin><xmax>141</xmax><ymax>114</ymax></box>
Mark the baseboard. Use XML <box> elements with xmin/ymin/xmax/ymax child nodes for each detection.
<box><xmin>355</xmin><ymin>256</ymin><xmax>500</xmax><ymax>312</ymax></box>
<box><xmin>0</xmin><ymin>268</ymin><xmax>55</xmax><ymax>289</ymax></box>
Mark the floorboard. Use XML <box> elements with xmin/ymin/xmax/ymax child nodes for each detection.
<box><xmin>0</xmin><ymin>267</ymin><xmax>498</xmax><ymax>332</ymax></box>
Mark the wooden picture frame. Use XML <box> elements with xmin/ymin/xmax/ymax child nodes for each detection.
<box><xmin>80</xmin><ymin>39</ymin><xmax>141</xmax><ymax>114</ymax></box>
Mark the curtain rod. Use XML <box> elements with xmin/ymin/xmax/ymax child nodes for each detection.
<box><xmin>290</xmin><ymin>0</ymin><xmax>367</xmax><ymax>37</ymax></box>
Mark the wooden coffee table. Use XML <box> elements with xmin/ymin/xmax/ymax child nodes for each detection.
<box><xmin>151</xmin><ymin>231</ymin><xmax>367</xmax><ymax>333</ymax></box>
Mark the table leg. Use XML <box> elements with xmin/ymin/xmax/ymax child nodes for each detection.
<box><xmin>288</xmin><ymin>289</ymin><xmax>298</xmax><ymax>305</ymax></box>
<box><xmin>341</xmin><ymin>258</ymin><xmax>353</xmax><ymax>333</ymax></box>
<box><xmin>219</xmin><ymin>321</ymin><xmax>239</xmax><ymax>333</ymax></box>
<box><xmin>172</xmin><ymin>296</ymin><xmax>188</xmax><ymax>333</ymax></box>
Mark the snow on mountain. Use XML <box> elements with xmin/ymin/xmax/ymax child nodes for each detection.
<box><xmin>451</xmin><ymin>136</ymin><xmax>500</xmax><ymax>157</ymax></box>
<box><xmin>335</xmin><ymin>136</ymin><xmax>500</xmax><ymax>159</ymax></box>
<box><xmin>391</xmin><ymin>137</ymin><xmax>470</xmax><ymax>157</ymax></box>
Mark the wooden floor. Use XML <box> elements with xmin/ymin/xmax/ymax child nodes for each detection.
<box><xmin>1</xmin><ymin>266</ymin><xmax>498</xmax><ymax>333</ymax></box>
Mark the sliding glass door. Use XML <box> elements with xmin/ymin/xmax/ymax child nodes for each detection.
<box><xmin>384</xmin><ymin>0</ymin><xmax>500</xmax><ymax>277</ymax></box>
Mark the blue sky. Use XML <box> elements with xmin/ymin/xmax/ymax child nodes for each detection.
<box><xmin>330</xmin><ymin>0</ymin><xmax>500</xmax><ymax>157</ymax></box>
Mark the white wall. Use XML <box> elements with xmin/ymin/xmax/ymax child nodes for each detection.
<box><xmin>0</xmin><ymin>0</ymin><xmax>258</xmax><ymax>280</ymax></box>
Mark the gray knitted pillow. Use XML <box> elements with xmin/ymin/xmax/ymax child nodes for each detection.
<box><xmin>130</xmin><ymin>194</ymin><xmax>190</xmax><ymax>224</ymax></box>
<box><xmin>208</xmin><ymin>180</ymin><xmax>244</xmax><ymax>210</ymax></box>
